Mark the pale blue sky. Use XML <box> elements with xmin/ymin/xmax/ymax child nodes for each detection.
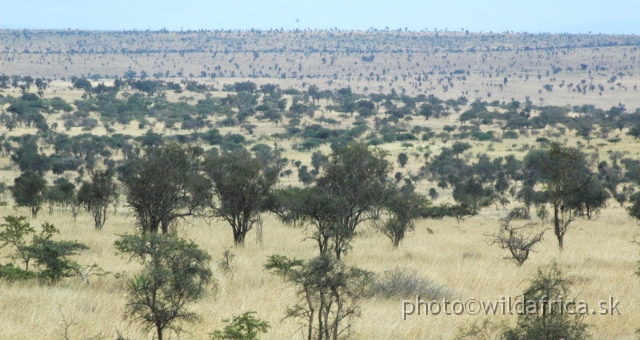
<box><xmin>1</xmin><ymin>0</ymin><xmax>639</xmax><ymax>34</ymax></box>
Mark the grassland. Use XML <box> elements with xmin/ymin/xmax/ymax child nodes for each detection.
<box><xmin>0</xmin><ymin>29</ymin><xmax>639</xmax><ymax>339</ymax></box>
<box><xmin>3</xmin><ymin>29</ymin><xmax>640</xmax><ymax>110</ymax></box>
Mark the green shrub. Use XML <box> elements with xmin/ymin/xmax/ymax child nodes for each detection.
<box><xmin>0</xmin><ymin>263</ymin><xmax>35</xmax><ymax>281</ymax></box>
<box><xmin>210</xmin><ymin>312</ymin><xmax>270</xmax><ymax>340</ymax></box>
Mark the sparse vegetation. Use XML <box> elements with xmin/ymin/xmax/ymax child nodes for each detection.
<box><xmin>0</xmin><ymin>29</ymin><xmax>638</xmax><ymax>339</ymax></box>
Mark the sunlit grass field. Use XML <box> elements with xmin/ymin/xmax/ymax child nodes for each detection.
<box><xmin>0</xmin><ymin>189</ymin><xmax>638</xmax><ymax>339</ymax></box>
<box><xmin>1</xmin><ymin>77</ymin><xmax>640</xmax><ymax>338</ymax></box>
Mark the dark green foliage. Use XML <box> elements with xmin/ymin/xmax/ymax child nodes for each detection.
<box><xmin>206</xmin><ymin>147</ymin><xmax>281</xmax><ymax>246</ymax></box>
<box><xmin>503</xmin><ymin>262</ymin><xmax>591</xmax><ymax>339</ymax></box>
<box><xmin>210</xmin><ymin>312</ymin><xmax>270</xmax><ymax>340</ymax></box>
<box><xmin>265</xmin><ymin>254</ymin><xmax>370</xmax><ymax>340</ymax></box>
<box><xmin>310</xmin><ymin>150</ymin><xmax>327</xmax><ymax>172</ymax></box>
<box><xmin>452</xmin><ymin>141</ymin><xmax>472</xmax><ymax>155</ymax></box>
<box><xmin>71</xmin><ymin>77</ymin><xmax>92</xmax><ymax>91</ymax></box>
<box><xmin>473</xmin><ymin>154</ymin><xmax>498</xmax><ymax>187</ymax></box>
<box><xmin>471</xmin><ymin>130</ymin><xmax>494</xmax><ymax>141</ymax></box>
<box><xmin>628</xmin><ymin>192</ymin><xmax>640</xmax><ymax>222</ymax></box>
<box><xmin>567</xmin><ymin>175</ymin><xmax>609</xmax><ymax>219</ymax></box>
<box><xmin>77</xmin><ymin>169</ymin><xmax>119</xmax><ymax>230</ymax></box>
<box><xmin>459</xmin><ymin>101</ymin><xmax>489</xmax><ymax>122</ymax></box>
<box><xmin>452</xmin><ymin>178</ymin><xmax>484</xmax><ymax>213</ymax></box>
<box><xmin>397</xmin><ymin>152</ymin><xmax>409</xmax><ymax>168</ymax></box>
<box><xmin>122</xmin><ymin>144</ymin><xmax>211</xmax><ymax>234</ymax></box>
<box><xmin>314</xmin><ymin>143</ymin><xmax>393</xmax><ymax>259</ymax></box>
<box><xmin>0</xmin><ymin>216</ymin><xmax>88</xmax><ymax>282</ymax></box>
<box><xmin>428</xmin><ymin>188</ymin><xmax>439</xmax><ymax>200</ymax></box>
<box><xmin>11</xmin><ymin>170</ymin><xmax>47</xmax><ymax>217</ymax></box>
<box><xmin>128</xmin><ymin>79</ymin><xmax>161</xmax><ymax>96</ymax></box>
<box><xmin>395</xmin><ymin>132</ymin><xmax>418</xmax><ymax>141</ymax></box>
<box><xmin>226</xmin><ymin>81</ymin><xmax>257</xmax><ymax>93</ymax></box>
<box><xmin>201</xmin><ymin>128</ymin><xmax>224</xmax><ymax>145</ymax></box>
<box><xmin>419</xmin><ymin>203</ymin><xmax>477</xmax><ymax>223</ymax></box>
<box><xmin>297</xmin><ymin>165</ymin><xmax>315</xmax><ymax>186</ymax></box>
<box><xmin>0</xmin><ymin>215</ymin><xmax>35</xmax><ymax>270</ymax></box>
<box><xmin>627</xmin><ymin>122</ymin><xmax>640</xmax><ymax>138</ymax></box>
<box><xmin>375</xmin><ymin>191</ymin><xmax>428</xmax><ymax>248</ymax></box>
<box><xmin>622</xmin><ymin>158</ymin><xmax>640</xmax><ymax>182</ymax></box>
<box><xmin>272</xmin><ymin>186</ymin><xmax>346</xmax><ymax>254</ymax></box>
<box><xmin>502</xmin><ymin>130</ymin><xmax>519</xmax><ymax>139</ymax></box>
<box><xmin>115</xmin><ymin>233</ymin><xmax>214</xmax><ymax>340</ymax></box>
<box><xmin>137</xmin><ymin>130</ymin><xmax>164</xmax><ymax>148</ymax></box>
<box><xmin>11</xmin><ymin>135</ymin><xmax>50</xmax><ymax>173</ymax></box>
<box><xmin>221</xmin><ymin>134</ymin><xmax>247</xmax><ymax>151</ymax></box>
<box><xmin>49</xmin><ymin>155</ymin><xmax>82</xmax><ymax>175</ymax></box>
<box><xmin>6</xmin><ymin>94</ymin><xmax>49</xmax><ymax>131</ymax></box>
<box><xmin>0</xmin><ymin>263</ymin><xmax>35</xmax><ymax>281</ymax></box>
<box><xmin>530</xmin><ymin>106</ymin><xmax>572</xmax><ymax>129</ymax></box>
<box><xmin>522</xmin><ymin>143</ymin><xmax>591</xmax><ymax>250</ymax></box>
<box><xmin>427</xmin><ymin>147</ymin><xmax>472</xmax><ymax>187</ymax></box>
<box><xmin>44</xmin><ymin>177</ymin><xmax>75</xmax><ymax>213</ymax></box>
<box><xmin>26</xmin><ymin>226</ymin><xmax>89</xmax><ymax>283</ymax></box>
<box><xmin>271</xmin><ymin>144</ymin><xmax>397</xmax><ymax>258</ymax></box>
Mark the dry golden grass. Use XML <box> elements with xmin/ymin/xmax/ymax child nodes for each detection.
<box><xmin>1</xmin><ymin>32</ymin><xmax>640</xmax><ymax>337</ymax></box>
<box><xmin>0</xmin><ymin>192</ymin><xmax>638</xmax><ymax>339</ymax></box>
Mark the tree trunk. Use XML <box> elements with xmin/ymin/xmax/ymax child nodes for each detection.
<box><xmin>553</xmin><ymin>202</ymin><xmax>563</xmax><ymax>251</ymax></box>
<box><xmin>233</xmin><ymin>229</ymin><xmax>246</xmax><ymax>246</ymax></box>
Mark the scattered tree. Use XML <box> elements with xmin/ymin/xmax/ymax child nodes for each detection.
<box><xmin>11</xmin><ymin>171</ymin><xmax>47</xmax><ymax>217</ymax></box>
<box><xmin>265</xmin><ymin>254</ymin><xmax>370</xmax><ymax>340</ymax></box>
<box><xmin>489</xmin><ymin>218</ymin><xmax>545</xmax><ymax>266</ymax></box>
<box><xmin>375</xmin><ymin>191</ymin><xmax>427</xmax><ymax>248</ymax></box>
<box><xmin>77</xmin><ymin>169</ymin><xmax>118</xmax><ymax>230</ymax></box>
<box><xmin>115</xmin><ymin>233</ymin><xmax>214</xmax><ymax>340</ymax></box>
<box><xmin>523</xmin><ymin>143</ymin><xmax>590</xmax><ymax>250</ymax></box>
<box><xmin>397</xmin><ymin>152</ymin><xmax>409</xmax><ymax>168</ymax></box>
<box><xmin>205</xmin><ymin>148</ymin><xmax>281</xmax><ymax>246</ymax></box>
<box><xmin>313</xmin><ymin>143</ymin><xmax>393</xmax><ymax>259</ymax></box>
<box><xmin>122</xmin><ymin>144</ymin><xmax>211</xmax><ymax>234</ymax></box>
<box><xmin>502</xmin><ymin>262</ymin><xmax>591</xmax><ymax>339</ymax></box>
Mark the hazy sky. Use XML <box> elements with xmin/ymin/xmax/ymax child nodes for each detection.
<box><xmin>1</xmin><ymin>0</ymin><xmax>639</xmax><ymax>34</ymax></box>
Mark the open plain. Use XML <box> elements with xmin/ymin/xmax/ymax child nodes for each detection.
<box><xmin>0</xmin><ymin>30</ymin><xmax>639</xmax><ymax>339</ymax></box>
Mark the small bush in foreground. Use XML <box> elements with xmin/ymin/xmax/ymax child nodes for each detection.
<box><xmin>366</xmin><ymin>268</ymin><xmax>448</xmax><ymax>300</ymax></box>
<box><xmin>210</xmin><ymin>311</ymin><xmax>270</xmax><ymax>340</ymax></box>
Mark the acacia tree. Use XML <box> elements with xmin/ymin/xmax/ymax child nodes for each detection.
<box><xmin>489</xmin><ymin>218</ymin><xmax>545</xmax><ymax>266</ymax></box>
<box><xmin>265</xmin><ymin>254</ymin><xmax>370</xmax><ymax>340</ymax></box>
<box><xmin>11</xmin><ymin>170</ymin><xmax>47</xmax><ymax>217</ymax></box>
<box><xmin>205</xmin><ymin>148</ymin><xmax>281</xmax><ymax>246</ymax></box>
<box><xmin>44</xmin><ymin>177</ymin><xmax>75</xmax><ymax>214</ymax></box>
<box><xmin>77</xmin><ymin>169</ymin><xmax>118</xmax><ymax>230</ymax></box>
<box><xmin>313</xmin><ymin>143</ymin><xmax>393</xmax><ymax>259</ymax></box>
<box><xmin>271</xmin><ymin>186</ymin><xmax>346</xmax><ymax>254</ymax></box>
<box><xmin>628</xmin><ymin>192</ymin><xmax>640</xmax><ymax>222</ymax></box>
<box><xmin>569</xmin><ymin>175</ymin><xmax>609</xmax><ymax>219</ymax></box>
<box><xmin>375</xmin><ymin>191</ymin><xmax>427</xmax><ymax>248</ymax></box>
<box><xmin>115</xmin><ymin>233</ymin><xmax>214</xmax><ymax>340</ymax></box>
<box><xmin>397</xmin><ymin>152</ymin><xmax>409</xmax><ymax>168</ymax></box>
<box><xmin>122</xmin><ymin>144</ymin><xmax>211</xmax><ymax>234</ymax></box>
<box><xmin>523</xmin><ymin>143</ymin><xmax>590</xmax><ymax>250</ymax></box>
<box><xmin>456</xmin><ymin>262</ymin><xmax>590</xmax><ymax>339</ymax></box>
<box><xmin>503</xmin><ymin>262</ymin><xmax>590</xmax><ymax>339</ymax></box>
<box><xmin>273</xmin><ymin>143</ymin><xmax>395</xmax><ymax>259</ymax></box>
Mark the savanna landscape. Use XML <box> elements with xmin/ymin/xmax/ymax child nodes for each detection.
<box><xmin>0</xmin><ymin>29</ymin><xmax>640</xmax><ymax>339</ymax></box>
